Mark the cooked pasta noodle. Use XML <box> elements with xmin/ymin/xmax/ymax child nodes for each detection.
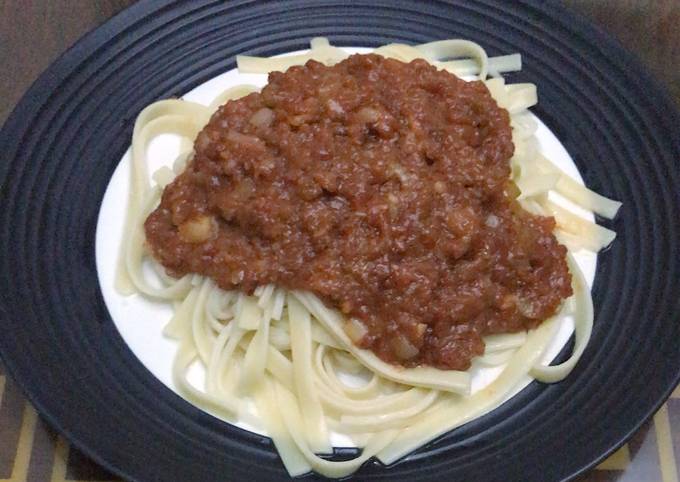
<box><xmin>116</xmin><ymin>38</ymin><xmax>619</xmax><ymax>477</ymax></box>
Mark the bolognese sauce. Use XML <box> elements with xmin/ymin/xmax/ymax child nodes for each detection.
<box><xmin>144</xmin><ymin>54</ymin><xmax>572</xmax><ymax>370</ymax></box>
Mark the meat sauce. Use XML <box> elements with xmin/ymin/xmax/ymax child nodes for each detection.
<box><xmin>145</xmin><ymin>54</ymin><xmax>572</xmax><ymax>370</ymax></box>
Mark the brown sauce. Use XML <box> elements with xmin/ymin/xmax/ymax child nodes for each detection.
<box><xmin>145</xmin><ymin>54</ymin><xmax>572</xmax><ymax>370</ymax></box>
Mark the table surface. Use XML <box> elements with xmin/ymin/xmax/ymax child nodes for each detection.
<box><xmin>1</xmin><ymin>1</ymin><xmax>679</xmax><ymax>481</ymax></box>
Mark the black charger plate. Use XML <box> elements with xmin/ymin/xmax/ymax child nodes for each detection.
<box><xmin>1</xmin><ymin>1</ymin><xmax>679</xmax><ymax>481</ymax></box>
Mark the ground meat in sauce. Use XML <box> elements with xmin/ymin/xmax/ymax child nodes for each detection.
<box><xmin>144</xmin><ymin>54</ymin><xmax>572</xmax><ymax>371</ymax></box>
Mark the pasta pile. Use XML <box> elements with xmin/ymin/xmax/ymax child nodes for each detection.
<box><xmin>116</xmin><ymin>39</ymin><xmax>619</xmax><ymax>477</ymax></box>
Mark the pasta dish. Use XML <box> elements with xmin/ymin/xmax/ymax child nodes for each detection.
<box><xmin>114</xmin><ymin>38</ymin><xmax>620</xmax><ymax>477</ymax></box>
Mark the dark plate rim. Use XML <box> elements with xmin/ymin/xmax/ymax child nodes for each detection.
<box><xmin>1</xmin><ymin>1</ymin><xmax>679</xmax><ymax>481</ymax></box>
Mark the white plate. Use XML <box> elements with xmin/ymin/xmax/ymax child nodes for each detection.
<box><xmin>95</xmin><ymin>47</ymin><xmax>597</xmax><ymax>444</ymax></box>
